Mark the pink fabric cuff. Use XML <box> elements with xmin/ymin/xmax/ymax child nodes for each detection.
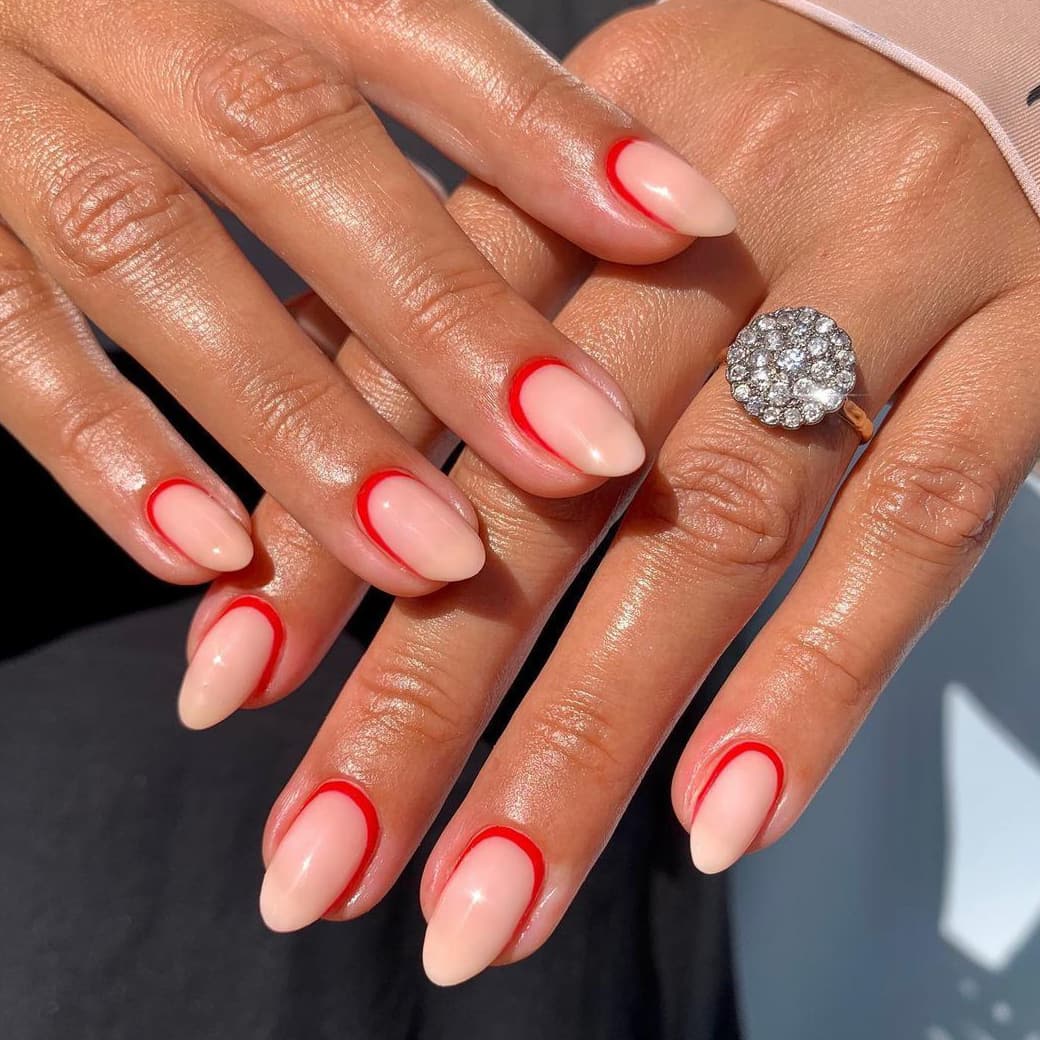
<box><xmin>763</xmin><ymin>0</ymin><xmax>1040</xmax><ymax>220</ymax></box>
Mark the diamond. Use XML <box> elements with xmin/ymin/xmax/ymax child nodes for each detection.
<box><xmin>810</xmin><ymin>360</ymin><xmax>835</xmax><ymax>382</ymax></box>
<box><xmin>831</xmin><ymin>331</ymin><xmax>851</xmax><ymax>349</ymax></box>
<box><xmin>807</xmin><ymin>336</ymin><xmax>830</xmax><ymax>357</ymax></box>
<box><xmin>756</xmin><ymin>316</ymin><xmax>777</xmax><ymax>332</ymax></box>
<box><xmin>768</xmin><ymin>382</ymin><xmax>791</xmax><ymax>405</ymax></box>
<box><xmin>817</xmin><ymin>387</ymin><xmax>843</xmax><ymax>411</ymax></box>
<box><xmin>727</xmin><ymin>363</ymin><xmax>748</xmax><ymax>382</ymax></box>
<box><xmin>761</xmin><ymin>407</ymin><xmax>781</xmax><ymax>426</ymax></box>
<box><xmin>749</xmin><ymin>349</ymin><xmax>771</xmax><ymax>369</ymax></box>
<box><xmin>835</xmin><ymin>369</ymin><xmax>855</xmax><ymax>392</ymax></box>
<box><xmin>732</xmin><ymin>383</ymin><xmax>751</xmax><ymax>403</ymax></box>
<box><xmin>801</xmin><ymin>401</ymin><xmax>825</xmax><ymax>424</ymax></box>
<box><xmin>815</xmin><ymin>316</ymin><xmax>835</xmax><ymax>334</ymax></box>
<box><xmin>764</xmin><ymin>330</ymin><xmax>783</xmax><ymax>350</ymax></box>
<box><xmin>750</xmin><ymin>368</ymin><xmax>772</xmax><ymax>387</ymax></box>
<box><xmin>745</xmin><ymin>397</ymin><xmax>764</xmax><ymax>416</ymax></box>
<box><xmin>777</xmin><ymin>348</ymin><xmax>807</xmax><ymax>373</ymax></box>
<box><xmin>782</xmin><ymin>407</ymin><xmax>803</xmax><ymax>429</ymax></box>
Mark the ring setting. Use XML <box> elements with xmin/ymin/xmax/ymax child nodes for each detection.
<box><xmin>724</xmin><ymin>307</ymin><xmax>870</xmax><ymax>439</ymax></box>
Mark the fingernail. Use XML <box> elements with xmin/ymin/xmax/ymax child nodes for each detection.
<box><xmin>356</xmin><ymin>470</ymin><xmax>486</xmax><ymax>582</ymax></box>
<box><xmin>260</xmin><ymin>781</ymin><xmax>379</xmax><ymax>933</ymax></box>
<box><xmin>688</xmin><ymin>743</ymin><xmax>784</xmax><ymax>875</ymax></box>
<box><xmin>178</xmin><ymin>596</ymin><xmax>284</xmax><ymax>731</ymax></box>
<box><xmin>146</xmin><ymin>478</ymin><xmax>253</xmax><ymax>572</ymax></box>
<box><xmin>510</xmin><ymin>359</ymin><xmax>646</xmax><ymax>477</ymax></box>
<box><xmin>423</xmin><ymin>827</ymin><xmax>544</xmax><ymax>987</ymax></box>
<box><xmin>606</xmin><ymin>138</ymin><xmax>737</xmax><ymax>238</ymax></box>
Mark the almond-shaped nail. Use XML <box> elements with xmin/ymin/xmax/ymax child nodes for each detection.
<box><xmin>607</xmin><ymin>138</ymin><xmax>737</xmax><ymax>238</ymax></box>
<box><xmin>423</xmin><ymin>827</ymin><xmax>544</xmax><ymax>987</ymax></box>
<box><xmin>356</xmin><ymin>470</ymin><xmax>485</xmax><ymax>582</ymax></box>
<box><xmin>688</xmin><ymin>743</ymin><xmax>784</xmax><ymax>875</ymax></box>
<box><xmin>146</xmin><ymin>478</ymin><xmax>253</xmax><ymax>572</ymax></box>
<box><xmin>178</xmin><ymin>597</ymin><xmax>284</xmax><ymax>731</ymax></box>
<box><xmin>260</xmin><ymin>781</ymin><xmax>378</xmax><ymax>934</ymax></box>
<box><xmin>510</xmin><ymin>359</ymin><xmax>645</xmax><ymax>477</ymax></box>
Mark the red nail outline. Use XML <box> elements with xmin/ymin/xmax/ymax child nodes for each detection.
<box><xmin>691</xmin><ymin>741</ymin><xmax>785</xmax><ymax>823</ymax></box>
<box><xmin>508</xmin><ymin>357</ymin><xmax>573</xmax><ymax>462</ymax></box>
<box><xmin>302</xmin><ymin>779</ymin><xmax>380</xmax><ymax>915</ymax></box>
<box><xmin>605</xmin><ymin>138</ymin><xmax>678</xmax><ymax>233</ymax></box>
<box><xmin>205</xmin><ymin>595</ymin><xmax>286</xmax><ymax>706</ymax></box>
<box><xmin>146</xmin><ymin>477</ymin><xmax>213</xmax><ymax>559</ymax></box>
<box><xmin>456</xmin><ymin>825</ymin><xmax>546</xmax><ymax>928</ymax></box>
<box><xmin>354</xmin><ymin>468</ymin><xmax>425</xmax><ymax>575</ymax></box>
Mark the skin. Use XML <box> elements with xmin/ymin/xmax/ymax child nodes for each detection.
<box><xmin>0</xmin><ymin>0</ymin><xmax>724</xmax><ymax>594</ymax></box>
<box><xmin>194</xmin><ymin>0</ymin><xmax>1040</xmax><ymax>970</ymax></box>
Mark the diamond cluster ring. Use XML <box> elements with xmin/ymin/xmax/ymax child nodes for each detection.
<box><xmin>722</xmin><ymin>307</ymin><xmax>874</xmax><ymax>442</ymax></box>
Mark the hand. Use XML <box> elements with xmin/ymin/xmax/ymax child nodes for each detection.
<box><xmin>0</xmin><ymin>0</ymin><xmax>735</xmax><ymax>593</ymax></box>
<box><xmin>191</xmin><ymin>0</ymin><xmax>1040</xmax><ymax>983</ymax></box>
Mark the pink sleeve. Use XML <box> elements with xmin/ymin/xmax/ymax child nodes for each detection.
<box><xmin>762</xmin><ymin>0</ymin><xmax>1040</xmax><ymax>219</ymax></box>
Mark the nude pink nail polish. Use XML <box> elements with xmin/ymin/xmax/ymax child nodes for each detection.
<box><xmin>178</xmin><ymin>597</ymin><xmax>284</xmax><ymax>731</ymax></box>
<box><xmin>356</xmin><ymin>470</ymin><xmax>485</xmax><ymax>582</ymax></box>
<box><xmin>509</xmin><ymin>359</ymin><xmax>645</xmax><ymax>477</ymax></box>
<box><xmin>146</xmin><ymin>478</ymin><xmax>253</xmax><ymax>572</ymax></box>
<box><xmin>688</xmin><ymin>743</ymin><xmax>784</xmax><ymax>874</ymax></box>
<box><xmin>260</xmin><ymin>781</ymin><xmax>379</xmax><ymax>933</ymax></box>
<box><xmin>423</xmin><ymin>827</ymin><xmax>544</xmax><ymax>987</ymax></box>
<box><xmin>607</xmin><ymin>138</ymin><xmax>737</xmax><ymax>238</ymax></box>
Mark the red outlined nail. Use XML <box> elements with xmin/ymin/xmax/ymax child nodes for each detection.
<box><xmin>146</xmin><ymin>477</ymin><xmax>201</xmax><ymax>555</ymax></box>
<box><xmin>508</xmin><ymin>357</ymin><xmax>570</xmax><ymax>461</ymax></box>
<box><xmin>605</xmin><ymin>138</ymin><xmax>678</xmax><ymax>232</ymax></box>
<box><xmin>355</xmin><ymin>468</ymin><xmax>417</xmax><ymax>573</ymax></box>
<box><xmin>209</xmin><ymin>595</ymin><xmax>285</xmax><ymax>705</ymax></box>
<box><xmin>691</xmin><ymin>741</ymin><xmax>785</xmax><ymax>822</ymax></box>
<box><xmin>458</xmin><ymin>825</ymin><xmax>546</xmax><ymax>925</ymax></box>
<box><xmin>308</xmin><ymin>780</ymin><xmax>380</xmax><ymax>915</ymax></box>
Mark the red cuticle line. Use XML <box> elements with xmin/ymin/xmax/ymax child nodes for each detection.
<box><xmin>691</xmin><ymin>740</ymin><xmax>786</xmax><ymax>823</ymax></box>
<box><xmin>458</xmin><ymin>825</ymin><xmax>546</xmax><ymax>924</ymax></box>
<box><xmin>508</xmin><ymin>357</ymin><xmax>571</xmax><ymax>462</ymax></box>
<box><xmin>355</xmin><ymin>468</ymin><xmax>422</xmax><ymax>575</ymax></box>
<box><xmin>605</xmin><ymin>138</ymin><xmax>678</xmax><ymax>233</ymax></box>
<box><xmin>208</xmin><ymin>595</ymin><xmax>285</xmax><ymax>706</ymax></box>
<box><xmin>308</xmin><ymin>779</ymin><xmax>380</xmax><ymax>916</ymax></box>
<box><xmin>146</xmin><ymin>477</ymin><xmax>201</xmax><ymax>555</ymax></box>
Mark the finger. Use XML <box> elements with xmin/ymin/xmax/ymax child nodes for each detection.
<box><xmin>672</xmin><ymin>293</ymin><xmax>1040</xmax><ymax>872</ymax></box>
<box><xmin>284</xmin><ymin>289</ymin><xmax>349</xmax><ymax>358</ymax></box>
<box><xmin>0</xmin><ymin>223</ymin><xmax>252</xmax><ymax>581</ymax></box>
<box><xmin>255</xmin><ymin>230</ymin><xmax>763</xmax><ymax>936</ymax></box>
<box><xmin>235</xmin><ymin>0</ymin><xmax>737</xmax><ymax>258</ymax></box>
<box><xmin>0</xmin><ymin>48</ymin><xmax>483</xmax><ymax>596</ymax></box>
<box><xmin>182</xmin><ymin>179</ymin><xmax>589</xmax><ymax>729</ymax></box>
<box><xmin>12</xmin><ymin>1</ymin><xmax>649</xmax><ymax>496</ymax></box>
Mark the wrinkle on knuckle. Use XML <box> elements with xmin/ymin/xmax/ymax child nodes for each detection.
<box><xmin>0</xmin><ymin>261</ymin><xmax>53</xmax><ymax>346</ymax></box>
<box><xmin>239</xmin><ymin>366</ymin><xmax>341</xmax><ymax>460</ymax></box>
<box><xmin>861</xmin><ymin>439</ymin><xmax>1000</xmax><ymax>565</ymax></box>
<box><xmin>45</xmin><ymin>153</ymin><xmax>198</xmax><ymax>278</ymax></box>
<box><xmin>193</xmin><ymin>33</ymin><xmax>359</xmax><ymax>156</ymax></box>
<box><xmin>391</xmin><ymin>250</ymin><xmax>511</xmax><ymax>352</ymax></box>
<box><xmin>53</xmin><ymin>387</ymin><xmax>144</xmax><ymax>466</ymax></box>
<box><xmin>636</xmin><ymin>435</ymin><xmax>797</xmax><ymax>573</ymax></box>
<box><xmin>350</xmin><ymin>646</ymin><xmax>475</xmax><ymax>756</ymax></box>
<box><xmin>778</xmin><ymin>624</ymin><xmax>871</xmax><ymax>713</ymax></box>
<box><xmin>526</xmin><ymin>688</ymin><xmax>626</xmax><ymax>783</ymax></box>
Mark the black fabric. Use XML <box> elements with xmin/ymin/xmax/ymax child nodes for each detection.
<box><xmin>0</xmin><ymin>2</ymin><xmax>743</xmax><ymax>1036</ymax></box>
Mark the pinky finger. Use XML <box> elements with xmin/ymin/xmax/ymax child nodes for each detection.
<box><xmin>672</xmin><ymin>294</ymin><xmax>1040</xmax><ymax>873</ymax></box>
<box><xmin>0</xmin><ymin>229</ymin><xmax>252</xmax><ymax>583</ymax></box>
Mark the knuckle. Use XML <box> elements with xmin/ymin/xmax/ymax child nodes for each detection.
<box><xmin>341</xmin><ymin>0</ymin><xmax>466</xmax><ymax>26</ymax></box>
<box><xmin>861</xmin><ymin>438</ymin><xmax>1000</xmax><ymax>564</ymax></box>
<box><xmin>871</xmin><ymin>100</ymin><xmax>987</xmax><ymax>210</ymax></box>
<box><xmin>45</xmin><ymin>153</ymin><xmax>198</xmax><ymax>278</ymax></box>
<box><xmin>635</xmin><ymin>433</ymin><xmax>798</xmax><ymax>573</ymax></box>
<box><xmin>193</xmin><ymin>33</ymin><xmax>360</xmax><ymax>155</ymax></box>
<box><xmin>350</xmin><ymin>644</ymin><xmax>477</xmax><ymax>755</ymax></box>
<box><xmin>777</xmin><ymin>624</ymin><xmax>872</xmax><ymax>713</ymax></box>
<box><xmin>392</xmin><ymin>249</ymin><xmax>512</xmax><ymax>351</ymax></box>
<box><xmin>731</xmin><ymin>63</ymin><xmax>837</xmax><ymax>167</ymax></box>
<box><xmin>492</xmin><ymin>66</ymin><xmax>579</xmax><ymax>140</ymax></box>
<box><xmin>526</xmin><ymin>688</ymin><xmax>626</xmax><ymax>784</ymax></box>
<box><xmin>239</xmin><ymin>366</ymin><xmax>341</xmax><ymax>460</ymax></box>
<box><xmin>53</xmin><ymin>387</ymin><xmax>148</xmax><ymax>466</ymax></box>
<box><xmin>0</xmin><ymin>260</ymin><xmax>54</xmax><ymax>347</ymax></box>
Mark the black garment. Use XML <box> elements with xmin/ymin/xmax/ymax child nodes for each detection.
<box><xmin>0</xmin><ymin>2</ymin><xmax>742</xmax><ymax>1036</ymax></box>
